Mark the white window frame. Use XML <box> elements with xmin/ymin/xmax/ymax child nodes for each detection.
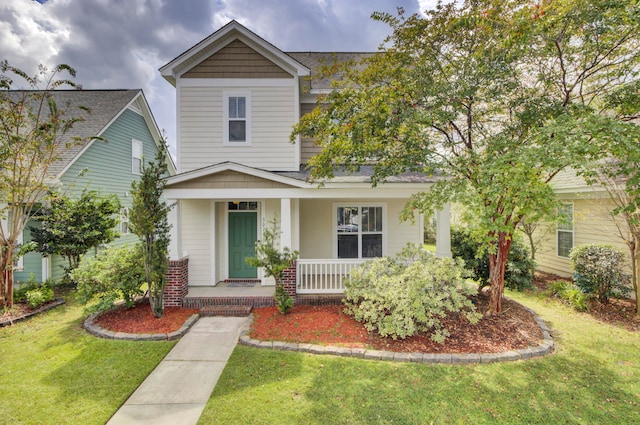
<box><xmin>120</xmin><ymin>207</ymin><xmax>130</xmax><ymax>235</ymax></box>
<box><xmin>557</xmin><ymin>202</ymin><xmax>574</xmax><ymax>258</ymax></box>
<box><xmin>14</xmin><ymin>229</ymin><xmax>24</xmax><ymax>271</ymax></box>
<box><xmin>132</xmin><ymin>139</ymin><xmax>143</xmax><ymax>175</ymax></box>
<box><xmin>333</xmin><ymin>203</ymin><xmax>386</xmax><ymax>259</ymax></box>
<box><xmin>223</xmin><ymin>91</ymin><xmax>251</xmax><ymax>146</ymax></box>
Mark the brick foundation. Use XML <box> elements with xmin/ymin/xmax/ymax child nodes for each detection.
<box><xmin>164</xmin><ymin>257</ymin><xmax>189</xmax><ymax>307</ymax></box>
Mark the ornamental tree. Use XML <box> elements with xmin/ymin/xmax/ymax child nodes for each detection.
<box><xmin>292</xmin><ymin>0</ymin><xmax>640</xmax><ymax>315</ymax></box>
<box><xmin>30</xmin><ymin>190</ymin><xmax>121</xmax><ymax>281</ymax></box>
<box><xmin>129</xmin><ymin>147</ymin><xmax>172</xmax><ymax>318</ymax></box>
<box><xmin>0</xmin><ymin>62</ymin><xmax>84</xmax><ymax>308</ymax></box>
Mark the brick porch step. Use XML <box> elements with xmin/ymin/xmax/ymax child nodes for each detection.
<box><xmin>200</xmin><ymin>305</ymin><xmax>252</xmax><ymax>317</ymax></box>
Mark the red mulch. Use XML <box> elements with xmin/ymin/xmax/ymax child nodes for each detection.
<box><xmin>93</xmin><ymin>302</ymin><xmax>198</xmax><ymax>334</ymax></box>
<box><xmin>249</xmin><ymin>293</ymin><xmax>544</xmax><ymax>353</ymax></box>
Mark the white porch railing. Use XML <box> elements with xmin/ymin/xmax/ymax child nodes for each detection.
<box><xmin>296</xmin><ymin>259</ymin><xmax>366</xmax><ymax>294</ymax></box>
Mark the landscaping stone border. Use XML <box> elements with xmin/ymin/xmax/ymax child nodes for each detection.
<box><xmin>238</xmin><ymin>303</ymin><xmax>555</xmax><ymax>364</ymax></box>
<box><xmin>83</xmin><ymin>312</ymin><xmax>200</xmax><ymax>341</ymax></box>
<box><xmin>0</xmin><ymin>298</ymin><xmax>66</xmax><ymax>327</ymax></box>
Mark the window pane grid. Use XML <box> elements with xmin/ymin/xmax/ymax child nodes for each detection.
<box><xmin>336</xmin><ymin>206</ymin><xmax>383</xmax><ymax>259</ymax></box>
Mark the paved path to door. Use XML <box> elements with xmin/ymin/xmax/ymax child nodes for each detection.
<box><xmin>107</xmin><ymin>316</ymin><xmax>250</xmax><ymax>425</ymax></box>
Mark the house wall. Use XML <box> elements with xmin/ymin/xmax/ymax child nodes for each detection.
<box><xmin>178</xmin><ymin>84</ymin><xmax>297</xmax><ymax>172</ymax></box>
<box><xmin>19</xmin><ymin>108</ymin><xmax>163</xmax><ymax>283</ymax></box>
<box><xmin>535</xmin><ymin>197</ymin><xmax>631</xmax><ymax>277</ymax></box>
<box><xmin>181</xmin><ymin>199</ymin><xmax>213</xmax><ymax>285</ymax></box>
<box><xmin>300</xmin><ymin>102</ymin><xmax>321</xmax><ymax>164</ymax></box>
<box><xmin>299</xmin><ymin>198</ymin><xmax>422</xmax><ymax>259</ymax></box>
<box><xmin>13</xmin><ymin>220</ymin><xmax>42</xmax><ymax>284</ymax></box>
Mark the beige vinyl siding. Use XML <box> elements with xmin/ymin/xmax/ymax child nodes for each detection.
<box><xmin>166</xmin><ymin>170</ymin><xmax>293</xmax><ymax>190</ymax></box>
<box><xmin>181</xmin><ymin>200</ymin><xmax>212</xmax><ymax>285</ymax></box>
<box><xmin>300</xmin><ymin>102</ymin><xmax>321</xmax><ymax>164</ymax></box>
<box><xmin>299</xmin><ymin>199</ymin><xmax>422</xmax><ymax>259</ymax></box>
<box><xmin>179</xmin><ymin>85</ymin><xmax>297</xmax><ymax>172</ymax></box>
<box><xmin>183</xmin><ymin>40</ymin><xmax>292</xmax><ymax>79</ymax></box>
<box><xmin>535</xmin><ymin>197</ymin><xmax>631</xmax><ymax>277</ymax></box>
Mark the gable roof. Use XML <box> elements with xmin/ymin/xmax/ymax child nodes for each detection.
<box><xmin>5</xmin><ymin>89</ymin><xmax>176</xmax><ymax>178</ymax></box>
<box><xmin>160</xmin><ymin>20</ymin><xmax>311</xmax><ymax>85</ymax></box>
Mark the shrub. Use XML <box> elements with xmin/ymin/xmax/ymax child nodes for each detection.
<box><xmin>451</xmin><ymin>227</ymin><xmax>535</xmax><ymax>291</ymax></box>
<box><xmin>570</xmin><ymin>244</ymin><xmax>631</xmax><ymax>304</ymax></box>
<box><xmin>548</xmin><ymin>279</ymin><xmax>589</xmax><ymax>312</ymax></box>
<box><xmin>72</xmin><ymin>245</ymin><xmax>146</xmax><ymax>313</ymax></box>
<box><xmin>25</xmin><ymin>283</ymin><xmax>54</xmax><ymax>309</ymax></box>
<box><xmin>343</xmin><ymin>244</ymin><xmax>481</xmax><ymax>342</ymax></box>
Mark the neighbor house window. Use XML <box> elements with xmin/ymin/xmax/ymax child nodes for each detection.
<box><xmin>223</xmin><ymin>92</ymin><xmax>251</xmax><ymax>145</ymax></box>
<box><xmin>336</xmin><ymin>205</ymin><xmax>384</xmax><ymax>258</ymax></box>
<box><xmin>120</xmin><ymin>207</ymin><xmax>129</xmax><ymax>234</ymax></box>
<box><xmin>14</xmin><ymin>229</ymin><xmax>24</xmax><ymax>270</ymax></box>
<box><xmin>557</xmin><ymin>202</ymin><xmax>574</xmax><ymax>258</ymax></box>
<box><xmin>132</xmin><ymin>139</ymin><xmax>143</xmax><ymax>174</ymax></box>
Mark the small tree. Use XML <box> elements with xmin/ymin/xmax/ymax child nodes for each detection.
<box><xmin>30</xmin><ymin>190</ymin><xmax>120</xmax><ymax>281</ymax></box>
<box><xmin>0</xmin><ymin>62</ymin><xmax>85</xmax><ymax>308</ymax></box>
<box><xmin>129</xmin><ymin>147</ymin><xmax>172</xmax><ymax>318</ymax></box>
<box><xmin>246</xmin><ymin>215</ymin><xmax>298</xmax><ymax>314</ymax></box>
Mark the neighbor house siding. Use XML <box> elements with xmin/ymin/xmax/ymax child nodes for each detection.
<box><xmin>179</xmin><ymin>85</ymin><xmax>297</xmax><ymax>172</ymax></box>
<box><xmin>535</xmin><ymin>197</ymin><xmax>630</xmax><ymax>277</ymax></box>
<box><xmin>181</xmin><ymin>199</ymin><xmax>213</xmax><ymax>285</ymax></box>
<box><xmin>13</xmin><ymin>220</ymin><xmax>42</xmax><ymax>284</ymax></box>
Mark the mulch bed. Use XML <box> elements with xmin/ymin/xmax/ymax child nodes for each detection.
<box><xmin>93</xmin><ymin>301</ymin><xmax>198</xmax><ymax>334</ymax></box>
<box><xmin>1</xmin><ymin>299</ymin><xmax>65</xmax><ymax>327</ymax></box>
<box><xmin>250</xmin><ymin>293</ymin><xmax>544</xmax><ymax>353</ymax></box>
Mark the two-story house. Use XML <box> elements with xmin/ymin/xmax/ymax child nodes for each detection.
<box><xmin>160</xmin><ymin>21</ymin><xmax>451</xmax><ymax>306</ymax></box>
<box><xmin>8</xmin><ymin>89</ymin><xmax>175</xmax><ymax>285</ymax></box>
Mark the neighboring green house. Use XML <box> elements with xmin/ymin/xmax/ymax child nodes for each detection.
<box><xmin>12</xmin><ymin>89</ymin><xmax>175</xmax><ymax>284</ymax></box>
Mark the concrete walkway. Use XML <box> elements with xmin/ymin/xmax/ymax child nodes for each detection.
<box><xmin>107</xmin><ymin>316</ymin><xmax>250</xmax><ymax>425</ymax></box>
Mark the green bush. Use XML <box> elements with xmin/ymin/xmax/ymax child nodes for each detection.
<box><xmin>548</xmin><ymin>279</ymin><xmax>589</xmax><ymax>312</ymax></box>
<box><xmin>71</xmin><ymin>245</ymin><xmax>146</xmax><ymax>312</ymax></box>
<box><xmin>343</xmin><ymin>244</ymin><xmax>481</xmax><ymax>342</ymax></box>
<box><xmin>451</xmin><ymin>227</ymin><xmax>535</xmax><ymax>291</ymax></box>
<box><xmin>25</xmin><ymin>284</ymin><xmax>54</xmax><ymax>309</ymax></box>
<box><xmin>570</xmin><ymin>244</ymin><xmax>631</xmax><ymax>304</ymax></box>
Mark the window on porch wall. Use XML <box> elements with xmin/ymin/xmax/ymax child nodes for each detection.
<box><xmin>336</xmin><ymin>206</ymin><xmax>383</xmax><ymax>259</ymax></box>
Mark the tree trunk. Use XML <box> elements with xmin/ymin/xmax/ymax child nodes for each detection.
<box><xmin>487</xmin><ymin>232</ymin><xmax>513</xmax><ymax>316</ymax></box>
<box><xmin>0</xmin><ymin>246</ymin><xmax>15</xmax><ymax>309</ymax></box>
<box><xmin>633</xmin><ymin>240</ymin><xmax>640</xmax><ymax>316</ymax></box>
<box><xmin>149</xmin><ymin>283</ymin><xmax>165</xmax><ymax>319</ymax></box>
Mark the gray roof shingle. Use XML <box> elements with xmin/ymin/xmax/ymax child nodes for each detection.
<box><xmin>4</xmin><ymin>89</ymin><xmax>140</xmax><ymax>177</ymax></box>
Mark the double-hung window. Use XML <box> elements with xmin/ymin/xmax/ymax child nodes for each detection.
<box><xmin>557</xmin><ymin>202</ymin><xmax>574</xmax><ymax>258</ymax></box>
<box><xmin>224</xmin><ymin>92</ymin><xmax>251</xmax><ymax>145</ymax></box>
<box><xmin>120</xmin><ymin>207</ymin><xmax>130</xmax><ymax>234</ymax></box>
<box><xmin>132</xmin><ymin>139</ymin><xmax>143</xmax><ymax>174</ymax></box>
<box><xmin>336</xmin><ymin>205</ymin><xmax>384</xmax><ymax>258</ymax></box>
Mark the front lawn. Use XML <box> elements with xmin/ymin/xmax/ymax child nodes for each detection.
<box><xmin>0</xmin><ymin>290</ymin><xmax>176</xmax><ymax>425</ymax></box>
<box><xmin>200</xmin><ymin>291</ymin><xmax>640</xmax><ymax>424</ymax></box>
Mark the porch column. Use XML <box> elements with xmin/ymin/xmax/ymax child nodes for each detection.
<box><xmin>435</xmin><ymin>203</ymin><xmax>452</xmax><ymax>258</ymax></box>
<box><xmin>280</xmin><ymin>198</ymin><xmax>292</xmax><ymax>249</ymax></box>
<box><xmin>167</xmin><ymin>199</ymin><xmax>181</xmax><ymax>260</ymax></box>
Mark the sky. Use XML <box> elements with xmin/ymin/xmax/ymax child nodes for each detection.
<box><xmin>1</xmin><ymin>0</ymin><xmax>441</xmax><ymax>156</ymax></box>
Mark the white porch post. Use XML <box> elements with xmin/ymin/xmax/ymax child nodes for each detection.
<box><xmin>168</xmin><ymin>199</ymin><xmax>181</xmax><ymax>260</ymax></box>
<box><xmin>435</xmin><ymin>203</ymin><xmax>452</xmax><ymax>258</ymax></box>
<box><xmin>280</xmin><ymin>198</ymin><xmax>292</xmax><ymax>249</ymax></box>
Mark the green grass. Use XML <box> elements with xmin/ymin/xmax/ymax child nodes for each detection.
<box><xmin>200</xmin><ymin>290</ymin><xmax>640</xmax><ymax>424</ymax></box>
<box><xmin>0</xmin><ymin>290</ymin><xmax>176</xmax><ymax>425</ymax></box>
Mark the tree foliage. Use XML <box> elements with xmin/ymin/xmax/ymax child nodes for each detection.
<box><xmin>129</xmin><ymin>147</ymin><xmax>172</xmax><ymax>318</ymax></box>
<box><xmin>0</xmin><ymin>62</ymin><xmax>85</xmax><ymax>308</ymax></box>
<box><xmin>246</xmin><ymin>215</ymin><xmax>298</xmax><ymax>314</ymax></box>
<box><xmin>292</xmin><ymin>0</ymin><xmax>640</xmax><ymax>315</ymax></box>
<box><xmin>30</xmin><ymin>190</ymin><xmax>120</xmax><ymax>281</ymax></box>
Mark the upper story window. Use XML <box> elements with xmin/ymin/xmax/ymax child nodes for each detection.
<box><xmin>557</xmin><ymin>202</ymin><xmax>574</xmax><ymax>258</ymax></box>
<box><xmin>132</xmin><ymin>139</ymin><xmax>143</xmax><ymax>174</ymax></box>
<box><xmin>223</xmin><ymin>91</ymin><xmax>251</xmax><ymax>145</ymax></box>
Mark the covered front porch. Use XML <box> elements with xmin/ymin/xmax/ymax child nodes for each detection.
<box><xmin>163</xmin><ymin>162</ymin><xmax>452</xmax><ymax>306</ymax></box>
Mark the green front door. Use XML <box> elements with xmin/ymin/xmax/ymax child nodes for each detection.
<box><xmin>228</xmin><ymin>212</ymin><xmax>258</xmax><ymax>278</ymax></box>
